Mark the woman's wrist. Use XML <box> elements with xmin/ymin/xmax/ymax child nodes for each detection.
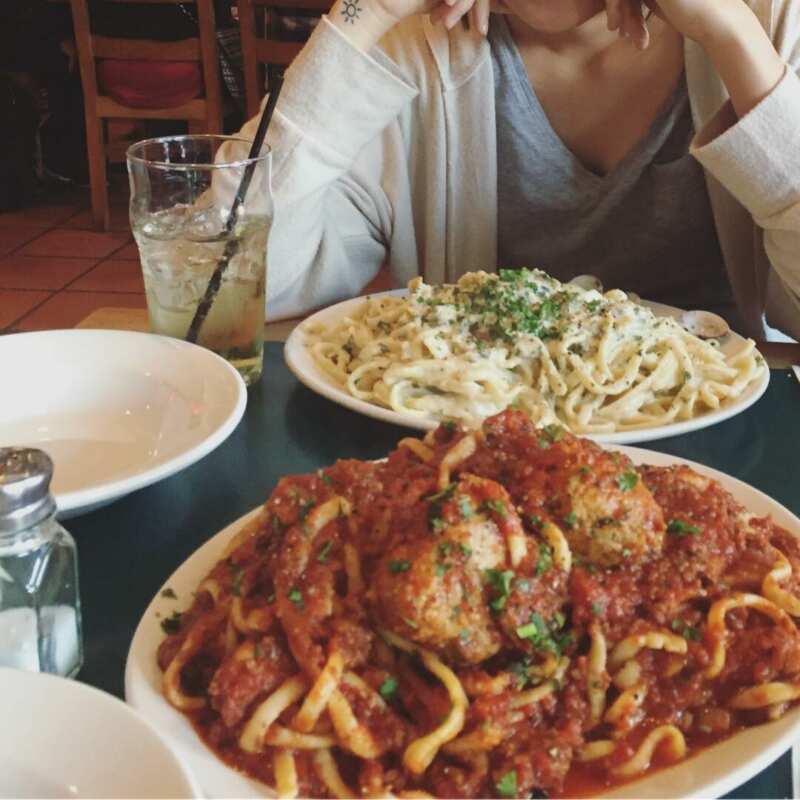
<box><xmin>692</xmin><ymin>1</ymin><xmax>785</xmax><ymax>119</ymax></box>
<box><xmin>328</xmin><ymin>0</ymin><xmax>399</xmax><ymax>51</ymax></box>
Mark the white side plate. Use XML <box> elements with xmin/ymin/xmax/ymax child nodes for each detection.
<box><xmin>126</xmin><ymin>447</ymin><xmax>800</xmax><ymax>799</ymax></box>
<box><xmin>1</xmin><ymin>668</ymin><xmax>200</xmax><ymax>798</ymax></box>
<box><xmin>284</xmin><ymin>291</ymin><xmax>769</xmax><ymax>445</ymax></box>
<box><xmin>0</xmin><ymin>329</ymin><xmax>247</xmax><ymax>517</ymax></box>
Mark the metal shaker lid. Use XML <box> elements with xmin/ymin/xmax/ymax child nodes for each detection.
<box><xmin>0</xmin><ymin>448</ymin><xmax>57</xmax><ymax>533</ymax></box>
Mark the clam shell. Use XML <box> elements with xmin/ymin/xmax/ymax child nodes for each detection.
<box><xmin>569</xmin><ymin>274</ymin><xmax>604</xmax><ymax>292</ymax></box>
<box><xmin>679</xmin><ymin>309</ymin><xmax>730</xmax><ymax>339</ymax></box>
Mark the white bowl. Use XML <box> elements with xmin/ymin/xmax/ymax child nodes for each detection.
<box><xmin>0</xmin><ymin>329</ymin><xmax>247</xmax><ymax>517</ymax></box>
<box><xmin>0</xmin><ymin>668</ymin><xmax>200</xmax><ymax>798</ymax></box>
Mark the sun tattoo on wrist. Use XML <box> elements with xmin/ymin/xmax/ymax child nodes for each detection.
<box><xmin>341</xmin><ymin>0</ymin><xmax>361</xmax><ymax>23</ymax></box>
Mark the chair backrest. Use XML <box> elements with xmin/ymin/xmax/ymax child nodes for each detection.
<box><xmin>70</xmin><ymin>0</ymin><xmax>222</xmax><ymax>130</ymax></box>
<box><xmin>238</xmin><ymin>0</ymin><xmax>331</xmax><ymax>119</ymax></box>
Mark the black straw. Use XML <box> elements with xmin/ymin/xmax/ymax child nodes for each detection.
<box><xmin>186</xmin><ymin>75</ymin><xmax>284</xmax><ymax>344</ymax></box>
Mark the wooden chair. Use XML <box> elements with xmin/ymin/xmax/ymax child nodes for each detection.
<box><xmin>70</xmin><ymin>0</ymin><xmax>224</xmax><ymax>230</ymax></box>
<box><xmin>237</xmin><ymin>0</ymin><xmax>331</xmax><ymax>120</ymax></box>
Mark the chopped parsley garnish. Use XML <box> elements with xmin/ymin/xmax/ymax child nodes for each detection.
<box><xmin>535</xmin><ymin>541</ymin><xmax>553</xmax><ymax>576</ymax></box>
<box><xmin>483</xmin><ymin>499</ymin><xmax>508</xmax><ymax>518</ymax></box>
<box><xmin>441</xmin><ymin>420</ymin><xmax>457</xmax><ymax>433</ymax></box>
<box><xmin>496</xmin><ymin>770</ymin><xmax>518</xmax><ymax>798</ymax></box>
<box><xmin>617</xmin><ymin>470</ymin><xmax>639</xmax><ymax>492</ymax></box>
<box><xmin>427</xmin><ymin>484</ymin><xmax>456</xmax><ymax>504</ymax></box>
<box><xmin>379</xmin><ymin>676</ymin><xmax>398</xmax><ymax>701</ymax></box>
<box><xmin>591</xmin><ymin>602</ymin><xmax>604</xmax><ymax>616</ymax></box>
<box><xmin>683</xmin><ymin>370</ymin><xmax>692</xmax><ymax>381</ymax></box>
<box><xmin>509</xmin><ymin>659</ymin><xmax>532</xmax><ymax>689</ymax></box>
<box><xmin>435</xmin><ymin>563</ymin><xmax>452</xmax><ymax>577</ymax></box>
<box><xmin>389</xmin><ymin>559</ymin><xmax>411</xmax><ymax>574</ymax></box>
<box><xmin>439</xmin><ymin>541</ymin><xmax>453</xmax><ymax>556</ymax></box>
<box><xmin>160</xmin><ymin>587</ymin><xmax>177</xmax><ymax>599</ymax></box>
<box><xmin>342</xmin><ymin>336</ymin><xmax>357</xmax><ymax>358</ymax></box>
<box><xmin>585</xmin><ymin>299</ymin><xmax>601</xmax><ymax>313</ymax></box>
<box><xmin>298</xmin><ymin>499</ymin><xmax>315</xmax><ymax>520</ymax></box>
<box><xmin>459</xmin><ymin>496</ymin><xmax>474</xmax><ymax>519</ymax></box>
<box><xmin>563</xmin><ymin>511</ymin><xmax>577</xmax><ymax>528</ymax></box>
<box><xmin>160</xmin><ymin>611</ymin><xmax>182</xmax><ymax>635</ymax></box>
<box><xmin>428</xmin><ymin>484</ymin><xmax>456</xmax><ymax>533</ymax></box>
<box><xmin>485</xmin><ymin>568</ymin><xmax>515</xmax><ymax>612</ymax></box>
<box><xmin>528</xmin><ymin>515</ymin><xmax>543</xmax><ymax>530</ymax></box>
<box><xmin>318</xmin><ymin>471</ymin><xmax>333</xmax><ymax>486</ymax></box>
<box><xmin>671</xmin><ymin>619</ymin><xmax>701</xmax><ymax>641</ymax></box>
<box><xmin>543</xmin><ymin>424</ymin><xmax>564</xmax><ymax>442</ymax></box>
<box><xmin>516</xmin><ymin>611</ymin><xmax>573</xmax><ymax>655</ymax></box>
<box><xmin>271</xmin><ymin>515</ymin><xmax>284</xmax><ymax>535</ymax></box>
<box><xmin>288</xmin><ymin>588</ymin><xmax>304</xmax><ymax>608</ymax></box>
<box><xmin>453</xmin><ymin>271</ymin><xmax>565</xmax><ymax>343</ymax></box>
<box><xmin>579</xmin><ymin>466</ymin><xmax>591</xmax><ymax>476</ymax></box>
<box><xmin>459</xmin><ymin>543</ymin><xmax>473</xmax><ymax>558</ymax></box>
<box><xmin>667</xmin><ymin>519</ymin><xmax>701</xmax><ymax>537</ymax></box>
<box><xmin>317</xmin><ymin>540</ymin><xmax>334</xmax><ymax>563</ymax></box>
<box><xmin>516</xmin><ymin>578</ymin><xmax>531</xmax><ymax>593</ymax></box>
<box><xmin>459</xmin><ymin>628</ymin><xmax>470</xmax><ymax>642</ymax></box>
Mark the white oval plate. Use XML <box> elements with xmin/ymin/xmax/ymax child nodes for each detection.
<box><xmin>0</xmin><ymin>667</ymin><xmax>201</xmax><ymax>798</ymax></box>
<box><xmin>0</xmin><ymin>330</ymin><xmax>247</xmax><ymax>518</ymax></box>
<box><xmin>284</xmin><ymin>291</ymin><xmax>769</xmax><ymax>445</ymax></box>
<box><xmin>126</xmin><ymin>447</ymin><xmax>800</xmax><ymax>799</ymax></box>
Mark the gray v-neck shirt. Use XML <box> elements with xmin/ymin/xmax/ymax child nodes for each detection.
<box><xmin>490</xmin><ymin>16</ymin><xmax>736</xmax><ymax>321</ymax></box>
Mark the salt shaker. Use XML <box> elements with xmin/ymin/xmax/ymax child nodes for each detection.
<box><xmin>0</xmin><ymin>448</ymin><xmax>82</xmax><ymax>676</ymax></box>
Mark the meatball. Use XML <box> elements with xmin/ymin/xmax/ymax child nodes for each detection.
<box><xmin>464</xmin><ymin>411</ymin><xmax>665</xmax><ymax>567</ymax></box>
<box><xmin>372</xmin><ymin>520</ymin><xmax>504</xmax><ymax>664</ymax></box>
<box><xmin>562</xmin><ymin>457</ymin><xmax>665</xmax><ymax>567</ymax></box>
<box><xmin>370</xmin><ymin>477</ymin><xmax>513</xmax><ymax>664</ymax></box>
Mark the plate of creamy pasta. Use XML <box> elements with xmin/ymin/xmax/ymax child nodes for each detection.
<box><xmin>126</xmin><ymin>411</ymin><xmax>800</xmax><ymax>799</ymax></box>
<box><xmin>284</xmin><ymin>269</ymin><xmax>769</xmax><ymax>443</ymax></box>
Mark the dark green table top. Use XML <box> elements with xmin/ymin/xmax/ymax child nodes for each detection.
<box><xmin>69</xmin><ymin>343</ymin><xmax>800</xmax><ymax>798</ymax></box>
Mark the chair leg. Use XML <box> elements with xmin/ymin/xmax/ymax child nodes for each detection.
<box><xmin>85</xmin><ymin>115</ymin><xmax>110</xmax><ymax>230</ymax></box>
<box><xmin>188</xmin><ymin>120</ymin><xmax>206</xmax><ymax>135</ymax></box>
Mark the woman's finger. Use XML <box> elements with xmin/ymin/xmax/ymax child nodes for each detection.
<box><xmin>470</xmin><ymin>0</ymin><xmax>490</xmax><ymax>35</ymax></box>
<box><xmin>430</xmin><ymin>1</ymin><xmax>452</xmax><ymax>23</ymax></box>
<box><xmin>623</xmin><ymin>1</ymin><xmax>649</xmax><ymax>49</ymax></box>
<box><xmin>439</xmin><ymin>0</ymin><xmax>475</xmax><ymax>29</ymax></box>
<box><xmin>605</xmin><ymin>0</ymin><xmax>623</xmax><ymax>31</ymax></box>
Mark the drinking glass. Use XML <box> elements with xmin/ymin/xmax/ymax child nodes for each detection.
<box><xmin>127</xmin><ymin>135</ymin><xmax>271</xmax><ymax>386</ymax></box>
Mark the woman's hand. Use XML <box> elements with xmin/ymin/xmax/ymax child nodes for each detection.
<box><xmin>607</xmin><ymin>0</ymin><xmax>785</xmax><ymax>121</ymax></box>
<box><xmin>429</xmin><ymin>0</ymin><xmax>491</xmax><ymax>36</ymax></box>
<box><xmin>607</xmin><ymin>0</ymin><xmax>767</xmax><ymax>51</ymax></box>
<box><xmin>330</xmin><ymin>0</ymin><xmax>490</xmax><ymax>51</ymax></box>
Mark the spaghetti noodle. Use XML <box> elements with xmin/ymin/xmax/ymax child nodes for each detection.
<box><xmin>158</xmin><ymin>410</ymin><xmax>800</xmax><ymax>798</ymax></box>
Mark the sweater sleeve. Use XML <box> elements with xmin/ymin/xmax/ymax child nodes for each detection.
<box><xmin>216</xmin><ymin>17</ymin><xmax>419</xmax><ymax>319</ymax></box>
<box><xmin>691</xmin><ymin>66</ymin><xmax>800</xmax><ymax>314</ymax></box>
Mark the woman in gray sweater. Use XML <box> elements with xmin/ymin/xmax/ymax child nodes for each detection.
<box><xmin>221</xmin><ymin>0</ymin><xmax>800</xmax><ymax>340</ymax></box>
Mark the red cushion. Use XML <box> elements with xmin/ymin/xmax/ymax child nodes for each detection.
<box><xmin>96</xmin><ymin>59</ymin><xmax>203</xmax><ymax>109</ymax></box>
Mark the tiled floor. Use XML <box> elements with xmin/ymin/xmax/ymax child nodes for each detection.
<box><xmin>0</xmin><ymin>181</ymin><xmax>146</xmax><ymax>334</ymax></box>
<box><xmin>0</xmin><ymin>180</ymin><xmax>395</xmax><ymax>335</ymax></box>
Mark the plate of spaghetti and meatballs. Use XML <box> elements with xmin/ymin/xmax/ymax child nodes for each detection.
<box><xmin>126</xmin><ymin>411</ymin><xmax>800</xmax><ymax>799</ymax></box>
